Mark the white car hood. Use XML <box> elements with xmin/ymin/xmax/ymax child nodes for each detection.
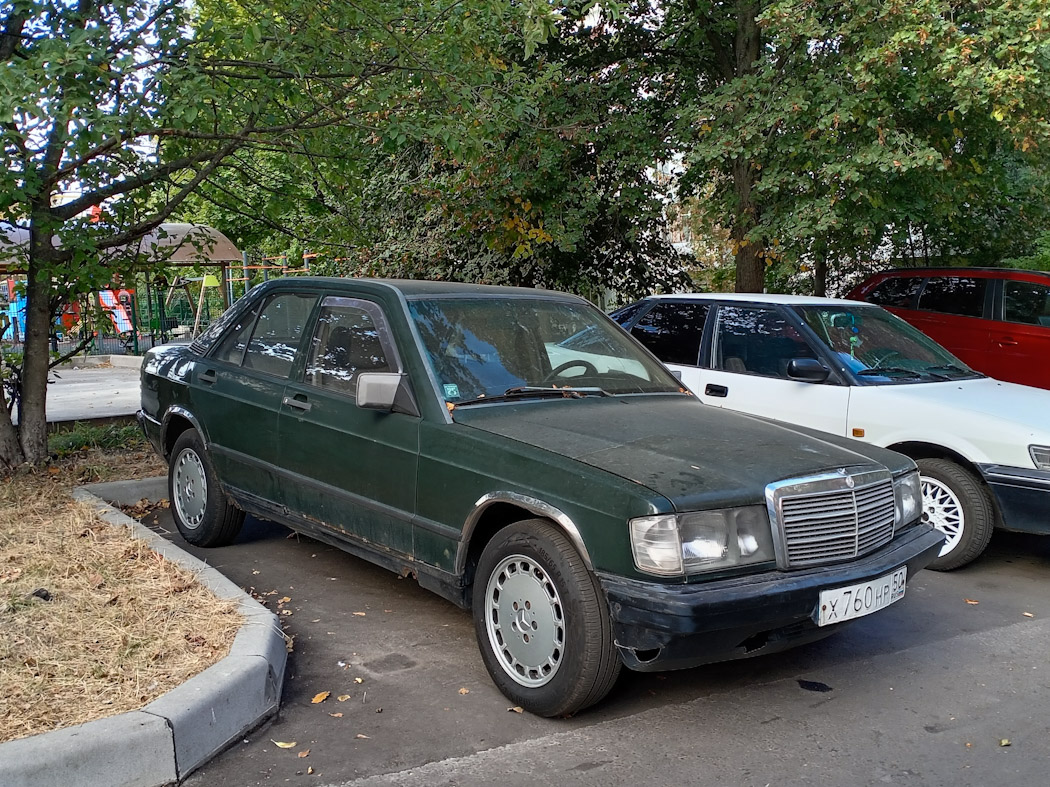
<box><xmin>851</xmin><ymin>376</ymin><xmax>1050</xmax><ymax>466</ymax></box>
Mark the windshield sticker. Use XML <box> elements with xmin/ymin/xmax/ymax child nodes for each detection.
<box><xmin>443</xmin><ymin>383</ymin><xmax>460</xmax><ymax>399</ymax></box>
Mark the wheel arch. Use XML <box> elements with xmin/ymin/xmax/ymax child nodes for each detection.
<box><xmin>887</xmin><ymin>441</ymin><xmax>982</xmax><ymax>476</ymax></box>
<box><xmin>457</xmin><ymin>493</ymin><xmax>593</xmax><ymax>591</ymax></box>
<box><xmin>161</xmin><ymin>407</ymin><xmax>206</xmax><ymax>460</ymax></box>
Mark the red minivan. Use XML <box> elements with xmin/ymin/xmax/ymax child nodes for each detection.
<box><xmin>847</xmin><ymin>267</ymin><xmax>1050</xmax><ymax>390</ymax></box>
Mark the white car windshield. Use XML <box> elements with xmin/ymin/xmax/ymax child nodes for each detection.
<box><xmin>795</xmin><ymin>304</ymin><xmax>984</xmax><ymax>384</ymax></box>
<box><xmin>408</xmin><ymin>297</ymin><xmax>684</xmax><ymax>403</ymax></box>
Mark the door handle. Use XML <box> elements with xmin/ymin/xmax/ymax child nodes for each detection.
<box><xmin>705</xmin><ymin>383</ymin><xmax>729</xmax><ymax>398</ymax></box>
<box><xmin>199</xmin><ymin>369</ymin><xmax>216</xmax><ymax>384</ymax></box>
<box><xmin>282</xmin><ymin>395</ymin><xmax>312</xmax><ymax>412</ymax></box>
<box><xmin>997</xmin><ymin>337</ymin><xmax>1019</xmax><ymax>346</ymax></box>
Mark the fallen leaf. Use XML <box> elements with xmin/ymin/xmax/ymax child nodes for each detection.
<box><xmin>307</xmin><ymin>767</ymin><xmax>315</xmax><ymax>775</ymax></box>
<box><xmin>279</xmin><ymin>596</ymin><xmax>292</xmax><ymax>604</ymax></box>
<box><xmin>354</xmin><ymin>678</ymin><xmax>364</xmax><ymax>684</ymax></box>
<box><xmin>964</xmin><ymin>599</ymin><xmax>980</xmax><ymax>605</ymax></box>
<box><xmin>337</xmin><ymin>695</ymin><xmax>351</xmax><ymax>702</ymax></box>
<box><xmin>458</xmin><ymin>687</ymin><xmax>470</xmax><ymax>695</ymax></box>
<box><xmin>298</xmin><ymin>750</ymin><xmax>310</xmax><ymax>758</ymax></box>
<box><xmin>1023</xmin><ymin>612</ymin><xmax>1034</xmax><ymax>618</ymax></box>
<box><xmin>352</xmin><ymin>612</ymin><xmax>366</xmax><ymax>616</ymax></box>
<box><xmin>272</xmin><ymin>740</ymin><xmax>296</xmax><ymax>749</ymax></box>
<box><xmin>508</xmin><ymin>706</ymin><xmax>523</xmax><ymax>713</ymax></box>
<box><xmin>356</xmin><ymin>734</ymin><xmax>370</xmax><ymax>739</ymax></box>
<box><xmin>311</xmin><ymin>691</ymin><xmax>330</xmax><ymax>704</ymax></box>
<box><xmin>329</xmin><ymin>712</ymin><xmax>343</xmax><ymax>718</ymax></box>
<box><xmin>1000</xmin><ymin>739</ymin><xmax>1011</xmax><ymax>747</ymax></box>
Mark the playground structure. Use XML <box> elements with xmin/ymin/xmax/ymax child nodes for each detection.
<box><xmin>0</xmin><ymin>223</ymin><xmax>319</xmax><ymax>356</ymax></box>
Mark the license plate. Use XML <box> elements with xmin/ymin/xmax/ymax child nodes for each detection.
<box><xmin>817</xmin><ymin>567</ymin><xmax>907</xmax><ymax>627</ymax></box>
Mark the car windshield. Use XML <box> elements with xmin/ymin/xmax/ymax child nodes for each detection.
<box><xmin>795</xmin><ymin>304</ymin><xmax>984</xmax><ymax>384</ymax></box>
<box><xmin>407</xmin><ymin>297</ymin><xmax>684</xmax><ymax>403</ymax></box>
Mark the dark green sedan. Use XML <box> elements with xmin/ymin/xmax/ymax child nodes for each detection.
<box><xmin>139</xmin><ymin>278</ymin><xmax>944</xmax><ymax>716</ymax></box>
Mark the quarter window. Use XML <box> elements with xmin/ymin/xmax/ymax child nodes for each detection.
<box><xmin>917</xmin><ymin>277</ymin><xmax>987</xmax><ymax>318</ymax></box>
<box><xmin>712</xmin><ymin>306</ymin><xmax>816</xmax><ymax>378</ymax></box>
<box><xmin>305</xmin><ymin>298</ymin><xmax>396</xmax><ymax>395</ymax></box>
<box><xmin>1003</xmin><ymin>281</ymin><xmax>1050</xmax><ymax>326</ymax></box>
<box><xmin>240</xmin><ymin>293</ymin><xmax>317</xmax><ymax>377</ymax></box>
<box><xmin>630</xmin><ymin>302</ymin><xmax>709</xmax><ymax>366</ymax></box>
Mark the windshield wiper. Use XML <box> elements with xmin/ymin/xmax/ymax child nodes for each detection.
<box><xmin>454</xmin><ymin>386</ymin><xmax>610</xmax><ymax>407</ymax></box>
<box><xmin>924</xmin><ymin>363</ymin><xmax>982</xmax><ymax>378</ymax></box>
<box><xmin>856</xmin><ymin>367</ymin><xmax>924</xmax><ymax>379</ymax></box>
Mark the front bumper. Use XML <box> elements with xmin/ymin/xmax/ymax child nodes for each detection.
<box><xmin>978</xmin><ymin>464</ymin><xmax>1050</xmax><ymax>536</ymax></box>
<box><xmin>598</xmin><ymin>523</ymin><xmax>944</xmax><ymax>672</ymax></box>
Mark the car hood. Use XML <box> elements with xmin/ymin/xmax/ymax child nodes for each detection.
<box><xmin>451</xmin><ymin>394</ymin><xmax>910</xmax><ymax>511</ymax></box>
<box><xmin>869</xmin><ymin>377</ymin><xmax>1050</xmax><ymax>434</ymax></box>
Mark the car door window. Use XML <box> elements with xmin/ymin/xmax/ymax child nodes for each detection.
<box><xmin>240</xmin><ymin>292</ymin><xmax>317</xmax><ymax>377</ymax></box>
<box><xmin>917</xmin><ymin>277</ymin><xmax>987</xmax><ymax>317</ymax></box>
<box><xmin>211</xmin><ymin>303</ymin><xmax>260</xmax><ymax>365</ymax></box>
<box><xmin>866</xmin><ymin>276</ymin><xmax>923</xmax><ymax>308</ymax></box>
<box><xmin>1003</xmin><ymin>281</ymin><xmax>1050</xmax><ymax>326</ymax></box>
<box><xmin>630</xmin><ymin>302</ymin><xmax>709</xmax><ymax>365</ymax></box>
<box><xmin>712</xmin><ymin>306</ymin><xmax>816</xmax><ymax>378</ymax></box>
<box><xmin>304</xmin><ymin>297</ymin><xmax>399</xmax><ymax>395</ymax></box>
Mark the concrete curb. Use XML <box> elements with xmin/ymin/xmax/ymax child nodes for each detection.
<box><xmin>0</xmin><ymin>478</ymin><xmax>286</xmax><ymax>787</ymax></box>
<box><xmin>61</xmin><ymin>354</ymin><xmax>144</xmax><ymax>369</ymax></box>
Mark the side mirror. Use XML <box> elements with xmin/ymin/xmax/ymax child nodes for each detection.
<box><xmin>356</xmin><ymin>372</ymin><xmax>400</xmax><ymax>410</ymax></box>
<box><xmin>670</xmin><ymin>369</ymin><xmax>683</xmax><ymax>381</ymax></box>
<box><xmin>786</xmin><ymin>357</ymin><xmax>831</xmax><ymax>383</ymax></box>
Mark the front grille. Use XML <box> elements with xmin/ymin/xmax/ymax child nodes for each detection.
<box><xmin>767</xmin><ymin>467</ymin><xmax>895</xmax><ymax>569</ymax></box>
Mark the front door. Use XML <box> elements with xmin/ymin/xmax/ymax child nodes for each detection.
<box><xmin>277</xmin><ymin>295</ymin><xmax>419</xmax><ymax>555</ymax></box>
<box><xmin>686</xmin><ymin>304</ymin><xmax>852</xmax><ymax>437</ymax></box>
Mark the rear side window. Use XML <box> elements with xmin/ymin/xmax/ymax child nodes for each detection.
<box><xmin>240</xmin><ymin>293</ymin><xmax>317</xmax><ymax>377</ymax></box>
<box><xmin>917</xmin><ymin>277</ymin><xmax>987</xmax><ymax>318</ymax></box>
<box><xmin>866</xmin><ymin>276</ymin><xmax>923</xmax><ymax>308</ymax></box>
<box><xmin>630</xmin><ymin>302</ymin><xmax>709</xmax><ymax>365</ymax></box>
<box><xmin>1003</xmin><ymin>281</ymin><xmax>1050</xmax><ymax>326</ymax></box>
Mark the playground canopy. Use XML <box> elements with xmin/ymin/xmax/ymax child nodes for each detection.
<box><xmin>0</xmin><ymin>222</ymin><xmax>242</xmax><ymax>269</ymax></box>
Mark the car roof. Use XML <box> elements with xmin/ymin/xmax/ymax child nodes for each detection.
<box><xmin>644</xmin><ymin>292</ymin><xmax>869</xmax><ymax>306</ymax></box>
<box><xmin>867</xmin><ymin>267</ymin><xmax>1050</xmax><ymax>280</ymax></box>
<box><xmin>251</xmin><ymin>277</ymin><xmax>587</xmax><ymax>301</ymax></box>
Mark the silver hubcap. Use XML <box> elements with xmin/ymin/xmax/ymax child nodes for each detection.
<box><xmin>921</xmin><ymin>476</ymin><xmax>964</xmax><ymax>557</ymax></box>
<box><xmin>484</xmin><ymin>555</ymin><xmax>565</xmax><ymax>688</ymax></box>
<box><xmin>173</xmin><ymin>448</ymin><xmax>207</xmax><ymax>530</ymax></box>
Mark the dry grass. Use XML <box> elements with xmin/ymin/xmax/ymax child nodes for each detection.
<box><xmin>0</xmin><ymin>446</ymin><xmax>241</xmax><ymax>743</ymax></box>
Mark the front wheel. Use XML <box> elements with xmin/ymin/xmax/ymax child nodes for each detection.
<box><xmin>168</xmin><ymin>429</ymin><xmax>245</xmax><ymax>547</ymax></box>
<box><xmin>472</xmin><ymin>519</ymin><xmax>621</xmax><ymax>716</ymax></box>
<box><xmin>917</xmin><ymin>458</ymin><xmax>994</xmax><ymax>571</ymax></box>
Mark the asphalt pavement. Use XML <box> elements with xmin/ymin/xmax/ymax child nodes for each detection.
<box><xmin>140</xmin><ymin>506</ymin><xmax>1050</xmax><ymax>787</ymax></box>
<box><xmin>46</xmin><ymin>358</ymin><xmax>142</xmax><ymax>423</ymax></box>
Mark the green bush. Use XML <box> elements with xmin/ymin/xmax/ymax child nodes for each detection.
<box><xmin>48</xmin><ymin>422</ymin><xmax>147</xmax><ymax>457</ymax></box>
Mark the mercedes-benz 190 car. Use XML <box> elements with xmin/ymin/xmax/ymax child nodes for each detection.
<box><xmin>139</xmin><ymin>278</ymin><xmax>943</xmax><ymax>716</ymax></box>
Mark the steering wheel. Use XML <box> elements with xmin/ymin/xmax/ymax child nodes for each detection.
<box><xmin>542</xmin><ymin>359</ymin><xmax>598</xmax><ymax>384</ymax></box>
<box><xmin>868</xmin><ymin>349</ymin><xmax>903</xmax><ymax>368</ymax></box>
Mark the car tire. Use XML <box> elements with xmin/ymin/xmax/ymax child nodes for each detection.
<box><xmin>168</xmin><ymin>429</ymin><xmax>245</xmax><ymax>547</ymax></box>
<box><xmin>917</xmin><ymin>458</ymin><xmax>994</xmax><ymax>571</ymax></box>
<box><xmin>472</xmin><ymin>519</ymin><xmax>621</xmax><ymax>717</ymax></box>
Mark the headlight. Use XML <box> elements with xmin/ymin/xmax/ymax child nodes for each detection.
<box><xmin>893</xmin><ymin>470</ymin><xmax>922</xmax><ymax>529</ymax></box>
<box><xmin>629</xmin><ymin>506</ymin><xmax>775</xmax><ymax>576</ymax></box>
<box><xmin>1030</xmin><ymin>445</ymin><xmax>1050</xmax><ymax>471</ymax></box>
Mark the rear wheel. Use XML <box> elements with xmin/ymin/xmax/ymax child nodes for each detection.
<box><xmin>168</xmin><ymin>429</ymin><xmax>244</xmax><ymax>547</ymax></box>
<box><xmin>917</xmin><ymin>458</ymin><xmax>994</xmax><ymax>571</ymax></box>
<box><xmin>473</xmin><ymin>519</ymin><xmax>621</xmax><ymax>717</ymax></box>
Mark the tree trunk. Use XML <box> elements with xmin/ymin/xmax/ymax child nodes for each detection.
<box><xmin>731</xmin><ymin>158</ymin><xmax>764</xmax><ymax>293</ymax></box>
<box><xmin>19</xmin><ymin>258</ymin><xmax>53</xmax><ymax>465</ymax></box>
<box><xmin>731</xmin><ymin>3</ymin><xmax>764</xmax><ymax>294</ymax></box>
<box><xmin>814</xmin><ymin>245</ymin><xmax>828</xmax><ymax>297</ymax></box>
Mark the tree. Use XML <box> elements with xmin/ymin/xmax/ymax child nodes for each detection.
<box><xmin>0</xmin><ymin>0</ymin><xmax>555</xmax><ymax>472</ymax></box>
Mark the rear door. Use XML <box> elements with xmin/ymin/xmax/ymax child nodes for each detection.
<box><xmin>277</xmin><ymin>295</ymin><xmax>419</xmax><ymax>555</ymax></box>
<box><xmin>987</xmin><ymin>277</ymin><xmax>1050</xmax><ymax>389</ymax></box>
<box><xmin>193</xmin><ymin>290</ymin><xmax>318</xmax><ymax>502</ymax></box>
<box><xmin>695</xmin><ymin>303</ymin><xmax>851</xmax><ymax>436</ymax></box>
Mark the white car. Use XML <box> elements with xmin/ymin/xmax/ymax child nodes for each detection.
<box><xmin>612</xmin><ymin>293</ymin><xmax>1050</xmax><ymax>569</ymax></box>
